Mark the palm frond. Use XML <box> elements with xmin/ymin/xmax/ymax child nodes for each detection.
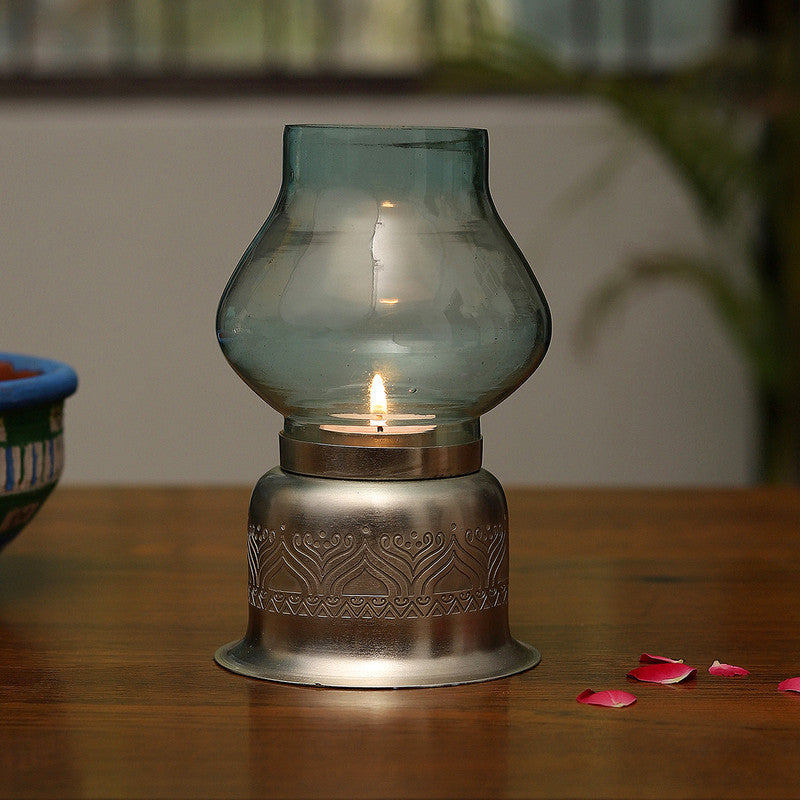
<box><xmin>550</xmin><ymin>133</ymin><xmax>637</xmax><ymax>218</ymax></box>
<box><xmin>575</xmin><ymin>253</ymin><xmax>781</xmax><ymax>390</ymax></box>
<box><xmin>448</xmin><ymin>32</ymin><xmax>763</xmax><ymax>233</ymax></box>
<box><xmin>595</xmin><ymin>81</ymin><xmax>760</xmax><ymax>229</ymax></box>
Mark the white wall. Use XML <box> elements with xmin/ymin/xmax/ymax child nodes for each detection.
<box><xmin>0</xmin><ymin>95</ymin><xmax>756</xmax><ymax>486</ymax></box>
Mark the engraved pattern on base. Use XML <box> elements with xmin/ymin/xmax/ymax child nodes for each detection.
<box><xmin>247</xmin><ymin>521</ymin><xmax>509</xmax><ymax>619</ymax></box>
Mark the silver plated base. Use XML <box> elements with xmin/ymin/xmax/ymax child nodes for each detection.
<box><xmin>215</xmin><ymin>466</ymin><xmax>540</xmax><ymax>688</ymax></box>
<box><xmin>215</xmin><ymin>627</ymin><xmax>539</xmax><ymax>688</ymax></box>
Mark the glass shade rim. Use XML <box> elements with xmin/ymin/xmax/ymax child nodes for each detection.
<box><xmin>285</xmin><ymin>124</ymin><xmax>487</xmax><ymax>135</ymax></box>
<box><xmin>284</xmin><ymin>124</ymin><xmax>487</xmax><ymax>149</ymax></box>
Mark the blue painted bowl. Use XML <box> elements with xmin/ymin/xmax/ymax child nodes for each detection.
<box><xmin>0</xmin><ymin>353</ymin><xmax>78</xmax><ymax>550</ymax></box>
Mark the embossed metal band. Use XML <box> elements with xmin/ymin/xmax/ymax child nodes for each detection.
<box><xmin>247</xmin><ymin>520</ymin><xmax>509</xmax><ymax>619</ymax></box>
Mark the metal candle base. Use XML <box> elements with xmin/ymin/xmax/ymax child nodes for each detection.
<box><xmin>215</xmin><ymin>465</ymin><xmax>540</xmax><ymax>688</ymax></box>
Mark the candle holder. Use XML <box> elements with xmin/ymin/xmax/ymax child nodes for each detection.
<box><xmin>215</xmin><ymin>125</ymin><xmax>551</xmax><ymax>687</ymax></box>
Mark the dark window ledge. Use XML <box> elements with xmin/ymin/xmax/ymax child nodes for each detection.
<box><xmin>0</xmin><ymin>70</ymin><xmax>433</xmax><ymax>100</ymax></box>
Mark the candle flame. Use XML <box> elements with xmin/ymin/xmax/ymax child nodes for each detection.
<box><xmin>370</xmin><ymin>373</ymin><xmax>388</xmax><ymax>419</ymax></box>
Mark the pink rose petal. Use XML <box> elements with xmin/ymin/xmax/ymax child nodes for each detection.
<box><xmin>627</xmin><ymin>663</ymin><xmax>697</xmax><ymax>684</ymax></box>
<box><xmin>778</xmin><ymin>677</ymin><xmax>800</xmax><ymax>693</ymax></box>
<box><xmin>577</xmin><ymin>689</ymin><xmax>637</xmax><ymax>708</ymax></box>
<box><xmin>640</xmin><ymin>653</ymin><xmax>684</xmax><ymax>664</ymax></box>
<box><xmin>708</xmin><ymin>660</ymin><xmax>749</xmax><ymax>677</ymax></box>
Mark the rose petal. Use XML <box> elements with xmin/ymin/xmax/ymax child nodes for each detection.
<box><xmin>778</xmin><ymin>677</ymin><xmax>800</xmax><ymax>693</ymax></box>
<box><xmin>577</xmin><ymin>689</ymin><xmax>637</xmax><ymax>708</ymax></box>
<box><xmin>627</xmin><ymin>663</ymin><xmax>697</xmax><ymax>684</ymax></box>
<box><xmin>640</xmin><ymin>653</ymin><xmax>684</xmax><ymax>664</ymax></box>
<box><xmin>708</xmin><ymin>660</ymin><xmax>749</xmax><ymax>677</ymax></box>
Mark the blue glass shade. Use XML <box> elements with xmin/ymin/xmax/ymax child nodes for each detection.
<box><xmin>217</xmin><ymin>125</ymin><xmax>550</xmax><ymax>444</ymax></box>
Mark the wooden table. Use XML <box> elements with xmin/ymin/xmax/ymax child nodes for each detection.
<box><xmin>1</xmin><ymin>487</ymin><xmax>799</xmax><ymax>799</ymax></box>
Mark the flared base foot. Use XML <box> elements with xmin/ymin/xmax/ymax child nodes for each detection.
<box><xmin>214</xmin><ymin>637</ymin><xmax>540</xmax><ymax>689</ymax></box>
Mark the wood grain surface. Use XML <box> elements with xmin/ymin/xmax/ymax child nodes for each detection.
<box><xmin>1</xmin><ymin>487</ymin><xmax>799</xmax><ymax>799</ymax></box>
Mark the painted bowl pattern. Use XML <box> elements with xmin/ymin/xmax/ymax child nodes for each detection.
<box><xmin>0</xmin><ymin>353</ymin><xmax>77</xmax><ymax>549</ymax></box>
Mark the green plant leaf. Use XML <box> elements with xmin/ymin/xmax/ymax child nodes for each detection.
<box><xmin>575</xmin><ymin>253</ymin><xmax>781</xmax><ymax>390</ymax></box>
<box><xmin>595</xmin><ymin>80</ymin><xmax>759</xmax><ymax>230</ymax></box>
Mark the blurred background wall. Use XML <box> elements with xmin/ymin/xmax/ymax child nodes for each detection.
<box><xmin>0</xmin><ymin>1</ymin><xmax>768</xmax><ymax>486</ymax></box>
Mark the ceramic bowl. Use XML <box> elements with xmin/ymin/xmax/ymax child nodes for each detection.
<box><xmin>0</xmin><ymin>353</ymin><xmax>78</xmax><ymax>550</ymax></box>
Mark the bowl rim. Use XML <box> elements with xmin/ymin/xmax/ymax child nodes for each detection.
<box><xmin>0</xmin><ymin>352</ymin><xmax>78</xmax><ymax>412</ymax></box>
